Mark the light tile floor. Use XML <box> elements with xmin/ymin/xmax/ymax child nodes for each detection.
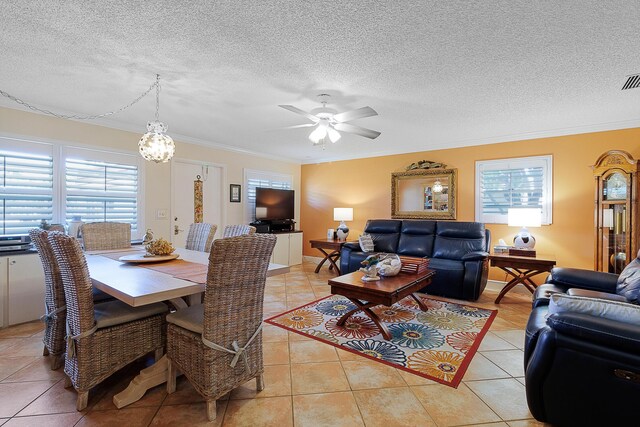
<box><xmin>0</xmin><ymin>261</ymin><xmax>550</xmax><ymax>426</ymax></box>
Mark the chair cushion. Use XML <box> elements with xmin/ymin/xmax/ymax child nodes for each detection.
<box><xmin>94</xmin><ymin>300</ymin><xmax>168</xmax><ymax>329</ymax></box>
<box><xmin>364</xmin><ymin>220</ymin><xmax>401</xmax><ymax>253</ymax></box>
<box><xmin>548</xmin><ymin>294</ymin><xmax>640</xmax><ymax>326</ymax></box>
<box><xmin>358</xmin><ymin>234</ymin><xmax>375</xmax><ymax>252</ymax></box>
<box><xmin>432</xmin><ymin>222</ymin><xmax>487</xmax><ymax>260</ymax></box>
<box><xmin>166</xmin><ymin>304</ymin><xmax>204</xmax><ymax>334</ymax></box>
<box><xmin>397</xmin><ymin>220</ymin><xmax>436</xmax><ymax>258</ymax></box>
<box><xmin>616</xmin><ymin>255</ymin><xmax>640</xmax><ymax>304</ymax></box>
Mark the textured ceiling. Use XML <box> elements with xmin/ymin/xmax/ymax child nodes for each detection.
<box><xmin>1</xmin><ymin>1</ymin><xmax>639</xmax><ymax>164</ymax></box>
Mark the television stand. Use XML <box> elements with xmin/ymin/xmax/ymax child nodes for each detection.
<box><xmin>250</xmin><ymin>219</ymin><xmax>295</xmax><ymax>233</ymax></box>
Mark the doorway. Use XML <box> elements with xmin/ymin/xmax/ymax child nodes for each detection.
<box><xmin>171</xmin><ymin>160</ymin><xmax>225</xmax><ymax>248</ymax></box>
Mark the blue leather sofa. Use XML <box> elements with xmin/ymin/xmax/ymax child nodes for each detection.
<box><xmin>339</xmin><ymin>219</ymin><xmax>490</xmax><ymax>301</ymax></box>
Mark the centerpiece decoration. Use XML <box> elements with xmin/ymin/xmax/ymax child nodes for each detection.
<box><xmin>377</xmin><ymin>254</ymin><xmax>402</xmax><ymax>277</ymax></box>
<box><xmin>145</xmin><ymin>237</ymin><xmax>175</xmax><ymax>256</ymax></box>
<box><xmin>359</xmin><ymin>254</ymin><xmax>380</xmax><ymax>281</ymax></box>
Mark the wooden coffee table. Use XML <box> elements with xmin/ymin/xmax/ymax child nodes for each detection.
<box><xmin>328</xmin><ymin>270</ymin><xmax>435</xmax><ymax>340</ymax></box>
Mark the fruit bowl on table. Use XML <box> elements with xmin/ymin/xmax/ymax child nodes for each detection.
<box><xmin>118</xmin><ymin>238</ymin><xmax>178</xmax><ymax>263</ymax></box>
<box><xmin>118</xmin><ymin>253</ymin><xmax>179</xmax><ymax>263</ymax></box>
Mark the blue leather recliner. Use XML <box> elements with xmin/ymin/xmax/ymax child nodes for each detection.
<box><xmin>339</xmin><ymin>219</ymin><xmax>490</xmax><ymax>301</ymax></box>
<box><xmin>524</xmin><ymin>254</ymin><xmax>640</xmax><ymax>426</ymax></box>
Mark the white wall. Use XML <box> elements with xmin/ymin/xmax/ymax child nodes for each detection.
<box><xmin>0</xmin><ymin>107</ymin><xmax>301</xmax><ymax>240</ymax></box>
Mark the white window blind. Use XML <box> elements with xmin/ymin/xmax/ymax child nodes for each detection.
<box><xmin>475</xmin><ymin>155</ymin><xmax>552</xmax><ymax>224</ymax></box>
<box><xmin>0</xmin><ymin>151</ymin><xmax>54</xmax><ymax>235</ymax></box>
<box><xmin>65</xmin><ymin>158</ymin><xmax>139</xmax><ymax>233</ymax></box>
<box><xmin>244</xmin><ymin>170</ymin><xmax>292</xmax><ymax>223</ymax></box>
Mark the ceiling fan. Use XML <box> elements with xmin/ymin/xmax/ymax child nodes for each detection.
<box><xmin>279</xmin><ymin>94</ymin><xmax>380</xmax><ymax>148</ymax></box>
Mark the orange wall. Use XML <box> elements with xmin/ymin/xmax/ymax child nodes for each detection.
<box><xmin>301</xmin><ymin>128</ymin><xmax>640</xmax><ymax>280</ymax></box>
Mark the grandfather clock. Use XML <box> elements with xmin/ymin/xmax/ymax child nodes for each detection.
<box><xmin>593</xmin><ymin>150</ymin><xmax>640</xmax><ymax>273</ymax></box>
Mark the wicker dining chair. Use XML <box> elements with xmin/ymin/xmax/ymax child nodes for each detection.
<box><xmin>81</xmin><ymin>222</ymin><xmax>132</xmax><ymax>251</ymax></box>
<box><xmin>185</xmin><ymin>223</ymin><xmax>217</xmax><ymax>252</ymax></box>
<box><xmin>29</xmin><ymin>228</ymin><xmax>67</xmax><ymax>370</ymax></box>
<box><xmin>165</xmin><ymin>234</ymin><xmax>277</xmax><ymax>421</ymax></box>
<box><xmin>222</xmin><ymin>224</ymin><xmax>256</xmax><ymax>238</ymax></box>
<box><xmin>47</xmin><ymin>232</ymin><xmax>168</xmax><ymax>411</ymax></box>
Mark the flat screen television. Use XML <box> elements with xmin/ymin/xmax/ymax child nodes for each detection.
<box><xmin>255</xmin><ymin>188</ymin><xmax>294</xmax><ymax>221</ymax></box>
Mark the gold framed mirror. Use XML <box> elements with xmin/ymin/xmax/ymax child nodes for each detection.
<box><xmin>391</xmin><ymin>168</ymin><xmax>457</xmax><ymax>219</ymax></box>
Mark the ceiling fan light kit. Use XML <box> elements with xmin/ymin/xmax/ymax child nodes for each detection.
<box><xmin>279</xmin><ymin>94</ymin><xmax>380</xmax><ymax>149</ymax></box>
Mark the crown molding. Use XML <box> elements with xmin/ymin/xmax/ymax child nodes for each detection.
<box><xmin>302</xmin><ymin>119</ymin><xmax>640</xmax><ymax>164</ymax></box>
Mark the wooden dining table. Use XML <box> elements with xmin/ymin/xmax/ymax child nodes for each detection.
<box><xmin>84</xmin><ymin>246</ymin><xmax>290</xmax><ymax>408</ymax></box>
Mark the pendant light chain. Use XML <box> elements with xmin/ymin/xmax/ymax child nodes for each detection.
<box><xmin>155</xmin><ymin>74</ymin><xmax>161</xmax><ymax>122</ymax></box>
<box><xmin>0</xmin><ymin>77</ymin><xmax>159</xmax><ymax>121</ymax></box>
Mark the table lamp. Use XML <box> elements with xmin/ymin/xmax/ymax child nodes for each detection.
<box><xmin>334</xmin><ymin>207</ymin><xmax>353</xmax><ymax>241</ymax></box>
<box><xmin>508</xmin><ymin>208</ymin><xmax>541</xmax><ymax>254</ymax></box>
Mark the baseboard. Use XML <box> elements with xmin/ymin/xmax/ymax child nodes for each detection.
<box><xmin>304</xmin><ymin>255</ymin><xmax>323</xmax><ymax>264</ymax></box>
<box><xmin>486</xmin><ymin>279</ymin><xmax>531</xmax><ymax>295</ymax></box>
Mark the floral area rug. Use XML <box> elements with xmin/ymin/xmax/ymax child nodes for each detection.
<box><xmin>265</xmin><ymin>294</ymin><xmax>497</xmax><ymax>387</ymax></box>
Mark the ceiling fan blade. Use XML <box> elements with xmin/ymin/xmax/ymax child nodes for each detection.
<box><xmin>281</xmin><ymin>123</ymin><xmax>316</xmax><ymax>129</ymax></box>
<box><xmin>278</xmin><ymin>105</ymin><xmax>319</xmax><ymax>123</ymax></box>
<box><xmin>333</xmin><ymin>123</ymin><xmax>381</xmax><ymax>139</ymax></box>
<box><xmin>333</xmin><ymin>106</ymin><xmax>378</xmax><ymax>123</ymax></box>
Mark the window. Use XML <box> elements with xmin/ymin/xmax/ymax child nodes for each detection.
<box><xmin>0</xmin><ymin>150</ymin><xmax>54</xmax><ymax>235</ymax></box>
<box><xmin>63</xmin><ymin>147</ymin><xmax>142</xmax><ymax>236</ymax></box>
<box><xmin>65</xmin><ymin>159</ymin><xmax>138</xmax><ymax>231</ymax></box>
<box><xmin>475</xmin><ymin>155</ymin><xmax>552</xmax><ymax>224</ymax></box>
<box><xmin>244</xmin><ymin>169</ymin><xmax>292</xmax><ymax>223</ymax></box>
<box><xmin>0</xmin><ymin>136</ymin><xmax>144</xmax><ymax>238</ymax></box>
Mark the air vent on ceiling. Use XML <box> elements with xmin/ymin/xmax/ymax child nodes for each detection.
<box><xmin>622</xmin><ymin>74</ymin><xmax>640</xmax><ymax>90</ymax></box>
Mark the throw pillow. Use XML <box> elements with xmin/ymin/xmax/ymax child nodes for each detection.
<box><xmin>359</xmin><ymin>233</ymin><xmax>375</xmax><ymax>253</ymax></box>
<box><xmin>548</xmin><ymin>294</ymin><xmax>640</xmax><ymax>326</ymax></box>
<box><xmin>616</xmin><ymin>255</ymin><xmax>640</xmax><ymax>304</ymax></box>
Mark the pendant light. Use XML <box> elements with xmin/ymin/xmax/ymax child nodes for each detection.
<box><xmin>138</xmin><ymin>75</ymin><xmax>175</xmax><ymax>163</ymax></box>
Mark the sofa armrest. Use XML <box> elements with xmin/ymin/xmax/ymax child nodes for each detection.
<box><xmin>547</xmin><ymin>312</ymin><xmax>640</xmax><ymax>354</ymax></box>
<box><xmin>545</xmin><ymin>267</ymin><xmax>618</xmax><ymax>293</ymax></box>
<box><xmin>460</xmin><ymin>254</ymin><xmax>490</xmax><ymax>300</ymax></box>
<box><xmin>461</xmin><ymin>251</ymin><xmax>489</xmax><ymax>261</ymax></box>
<box><xmin>341</xmin><ymin>242</ymin><xmax>361</xmax><ymax>251</ymax></box>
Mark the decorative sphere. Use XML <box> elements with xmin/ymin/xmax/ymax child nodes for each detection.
<box><xmin>513</xmin><ymin>232</ymin><xmax>535</xmax><ymax>249</ymax></box>
<box><xmin>610</xmin><ymin>252</ymin><xmax>627</xmax><ymax>272</ymax></box>
<box><xmin>139</xmin><ymin>121</ymin><xmax>175</xmax><ymax>163</ymax></box>
<box><xmin>336</xmin><ymin>226</ymin><xmax>349</xmax><ymax>241</ymax></box>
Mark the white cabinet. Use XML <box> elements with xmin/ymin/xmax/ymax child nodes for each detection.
<box><xmin>289</xmin><ymin>232</ymin><xmax>303</xmax><ymax>265</ymax></box>
<box><xmin>272</xmin><ymin>234</ymin><xmax>289</xmax><ymax>266</ymax></box>
<box><xmin>0</xmin><ymin>253</ymin><xmax>45</xmax><ymax>326</ymax></box>
<box><xmin>271</xmin><ymin>232</ymin><xmax>303</xmax><ymax>266</ymax></box>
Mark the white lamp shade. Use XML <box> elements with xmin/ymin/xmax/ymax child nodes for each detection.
<box><xmin>309</xmin><ymin>121</ymin><xmax>329</xmax><ymax>143</ymax></box>
<box><xmin>334</xmin><ymin>207</ymin><xmax>353</xmax><ymax>222</ymax></box>
<box><xmin>507</xmin><ymin>208</ymin><xmax>542</xmax><ymax>227</ymax></box>
<box><xmin>327</xmin><ymin>127</ymin><xmax>341</xmax><ymax>143</ymax></box>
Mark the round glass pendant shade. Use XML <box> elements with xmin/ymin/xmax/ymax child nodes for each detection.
<box><xmin>139</xmin><ymin>120</ymin><xmax>175</xmax><ymax>163</ymax></box>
